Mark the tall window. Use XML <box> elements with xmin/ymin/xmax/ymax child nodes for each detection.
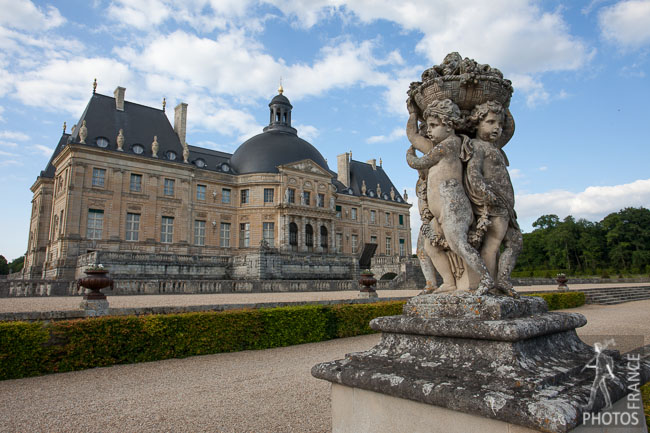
<box><xmin>317</xmin><ymin>193</ymin><xmax>325</xmax><ymax>207</ymax></box>
<box><xmin>126</xmin><ymin>212</ymin><xmax>140</xmax><ymax>241</ymax></box>
<box><xmin>222</xmin><ymin>188</ymin><xmax>231</xmax><ymax>204</ymax></box>
<box><xmin>86</xmin><ymin>209</ymin><xmax>103</xmax><ymax>239</ymax></box>
<box><xmin>197</xmin><ymin>185</ymin><xmax>206</xmax><ymax>201</ymax></box>
<box><xmin>264</xmin><ymin>188</ymin><xmax>274</xmax><ymax>203</ymax></box>
<box><xmin>370</xmin><ymin>235</ymin><xmax>377</xmax><ymax>244</ymax></box>
<box><xmin>351</xmin><ymin>208</ymin><xmax>357</xmax><ymax>220</ymax></box>
<box><xmin>240</xmin><ymin>189</ymin><xmax>249</xmax><ymax>204</ymax></box>
<box><xmin>336</xmin><ymin>233</ymin><xmax>343</xmax><ymax>252</ymax></box>
<box><xmin>385</xmin><ymin>212</ymin><xmax>391</xmax><ymax>225</ymax></box>
<box><xmin>263</xmin><ymin>222</ymin><xmax>274</xmax><ymax>246</ymax></box>
<box><xmin>130</xmin><ymin>174</ymin><xmax>142</xmax><ymax>192</ymax></box>
<box><xmin>370</xmin><ymin>210</ymin><xmax>376</xmax><ymax>223</ymax></box>
<box><xmin>288</xmin><ymin>188</ymin><xmax>295</xmax><ymax>203</ymax></box>
<box><xmin>239</xmin><ymin>223</ymin><xmax>250</xmax><ymax>247</ymax></box>
<box><xmin>161</xmin><ymin>216</ymin><xmax>174</xmax><ymax>243</ymax></box>
<box><xmin>303</xmin><ymin>191</ymin><xmax>310</xmax><ymax>206</ymax></box>
<box><xmin>386</xmin><ymin>237</ymin><xmax>392</xmax><ymax>255</ymax></box>
<box><xmin>305</xmin><ymin>224</ymin><xmax>313</xmax><ymax>247</ymax></box>
<box><xmin>399</xmin><ymin>214</ymin><xmax>404</xmax><ymax>226</ymax></box>
<box><xmin>289</xmin><ymin>222</ymin><xmax>298</xmax><ymax>246</ymax></box>
<box><xmin>194</xmin><ymin>220</ymin><xmax>206</xmax><ymax>246</ymax></box>
<box><xmin>164</xmin><ymin>178</ymin><xmax>175</xmax><ymax>196</ymax></box>
<box><xmin>351</xmin><ymin>234</ymin><xmax>358</xmax><ymax>253</ymax></box>
<box><xmin>220</xmin><ymin>223</ymin><xmax>231</xmax><ymax>247</ymax></box>
<box><xmin>92</xmin><ymin>168</ymin><xmax>105</xmax><ymax>187</ymax></box>
<box><xmin>320</xmin><ymin>226</ymin><xmax>328</xmax><ymax>248</ymax></box>
<box><xmin>336</xmin><ymin>205</ymin><xmax>342</xmax><ymax>218</ymax></box>
<box><xmin>399</xmin><ymin>238</ymin><xmax>406</xmax><ymax>256</ymax></box>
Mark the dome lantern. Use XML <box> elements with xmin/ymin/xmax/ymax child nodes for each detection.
<box><xmin>264</xmin><ymin>90</ymin><xmax>296</xmax><ymax>134</ymax></box>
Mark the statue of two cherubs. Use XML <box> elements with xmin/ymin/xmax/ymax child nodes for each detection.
<box><xmin>406</xmin><ymin>52</ymin><xmax>522</xmax><ymax>297</ymax></box>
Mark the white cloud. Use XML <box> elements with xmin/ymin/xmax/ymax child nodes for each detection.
<box><xmin>13</xmin><ymin>58</ymin><xmax>132</xmax><ymax>115</ymax></box>
<box><xmin>0</xmin><ymin>1</ymin><xmax>65</xmax><ymax>31</ymax></box>
<box><xmin>0</xmin><ymin>149</ymin><xmax>18</xmax><ymax>157</ymax></box>
<box><xmin>272</xmin><ymin>1</ymin><xmax>592</xmax><ymax>105</ymax></box>
<box><xmin>107</xmin><ymin>0</ymin><xmax>172</xmax><ymax>30</ymax></box>
<box><xmin>539</xmin><ymin>166</ymin><xmax>548</xmax><ymax>171</ymax></box>
<box><xmin>508</xmin><ymin>168</ymin><xmax>523</xmax><ymax>179</ymax></box>
<box><xmin>366</xmin><ymin>127</ymin><xmax>404</xmax><ymax>143</ymax></box>
<box><xmin>515</xmin><ymin>178</ymin><xmax>650</xmax><ymax>226</ymax></box>
<box><xmin>0</xmin><ymin>105</ymin><xmax>4</xmax><ymax>121</ymax></box>
<box><xmin>295</xmin><ymin>124</ymin><xmax>319</xmax><ymax>141</ymax></box>
<box><xmin>599</xmin><ymin>0</ymin><xmax>650</xmax><ymax>48</ymax></box>
<box><xmin>32</xmin><ymin>144</ymin><xmax>53</xmax><ymax>157</ymax></box>
<box><xmin>0</xmin><ymin>131</ymin><xmax>29</xmax><ymax>141</ymax></box>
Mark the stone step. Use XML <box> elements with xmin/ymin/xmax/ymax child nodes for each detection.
<box><xmin>581</xmin><ymin>286</ymin><xmax>650</xmax><ymax>305</ymax></box>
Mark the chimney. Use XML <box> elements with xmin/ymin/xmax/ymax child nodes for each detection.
<box><xmin>114</xmin><ymin>87</ymin><xmax>125</xmax><ymax>111</ymax></box>
<box><xmin>367</xmin><ymin>158</ymin><xmax>376</xmax><ymax>170</ymax></box>
<box><xmin>337</xmin><ymin>152</ymin><xmax>350</xmax><ymax>187</ymax></box>
<box><xmin>174</xmin><ymin>102</ymin><xmax>188</xmax><ymax>147</ymax></box>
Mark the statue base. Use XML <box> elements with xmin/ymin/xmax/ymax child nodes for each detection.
<box><xmin>312</xmin><ymin>294</ymin><xmax>650</xmax><ymax>432</ymax></box>
<box><xmin>79</xmin><ymin>299</ymin><xmax>109</xmax><ymax>316</ymax></box>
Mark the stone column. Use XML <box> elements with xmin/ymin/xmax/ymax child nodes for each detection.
<box><xmin>298</xmin><ymin>216</ymin><xmax>305</xmax><ymax>252</ymax></box>
<box><xmin>316</xmin><ymin>218</ymin><xmax>323</xmax><ymax>253</ymax></box>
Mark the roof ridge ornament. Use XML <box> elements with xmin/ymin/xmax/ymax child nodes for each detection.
<box><xmin>278</xmin><ymin>77</ymin><xmax>283</xmax><ymax>95</ymax></box>
<box><xmin>63</xmin><ymin>121</ymin><xmax>66</xmax><ymax>134</ymax></box>
<box><xmin>92</xmin><ymin>78</ymin><xmax>97</xmax><ymax>94</ymax></box>
<box><xmin>162</xmin><ymin>97</ymin><xmax>166</xmax><ymax>112</ymax></box>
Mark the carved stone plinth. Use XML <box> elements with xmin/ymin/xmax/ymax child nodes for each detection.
<box><xmin>79</xmin><ymin>299</ymin><xmax>109</xmax><ymax>316</ymax></box>
<box><xmin>312</xmin><ymin>294</ymin><xmax>650</xmax><ymax>432</ymax></box>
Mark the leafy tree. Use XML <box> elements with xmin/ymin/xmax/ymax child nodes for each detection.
<box><xmin>9</xmin><ymin>256</ymin><xmax>24</xmax><ymax>273</ymax></box>
<box><xmin>0</xmin><ymin>255</ymin><xmax>8</xmax><ymax>275</ymax></box>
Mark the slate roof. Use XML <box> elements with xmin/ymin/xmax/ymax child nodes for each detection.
<box><xmin>40</xmin><ymin>133</ymin><xmax>70</xmax><ymax>178</ymax></box>
<box><xmin>346</xmin><ymin>160</ymin><xmax>405</xmax><ymax>203</ymax></box>
<box><xmin>230</xmin><ymin>130</ymin><xmax>329</xmax><ymax>175</ymax></box>
<box><xmin>38</xmin><ymin>91</ymin><xmax>407</xmax><ymax>205</ymax></box>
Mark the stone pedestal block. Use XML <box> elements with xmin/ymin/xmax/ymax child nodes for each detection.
<box><xmin>79</xmin><ymin>299</ymin><xmax>109</xmax><ymax>316</ymax></box>
<box><xmin>312</xmin><ymin>294</ymin><xmax>650</xmax><ymax>432</ymax></box>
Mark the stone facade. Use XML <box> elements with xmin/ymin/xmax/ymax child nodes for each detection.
<box><xmin>20</xmin><ymin>87</ymin><xmax>412</xmax><ymax>284</ymax></box>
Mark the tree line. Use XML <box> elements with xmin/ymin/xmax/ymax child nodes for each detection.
<box><xmin>514</xmin><ymin>207</ymin><xmax>650</xmax><ymax>277</ymax></box>
<box><xmin>0</xmin><ymin>255</ymin><xmax>24</xmax><ymax>275</ymax></box>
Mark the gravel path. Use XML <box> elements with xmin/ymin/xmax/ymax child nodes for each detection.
<box><xmin>1</xmin><ymin>299</ymin><xmax>649</xmax><ymax>433</ymax></box>
<box><xmin>1</xmin><ymin>283</ymin><xmax>646</xmax><ymax>313</ymax></box>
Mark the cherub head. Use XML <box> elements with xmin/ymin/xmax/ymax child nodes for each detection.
<box><xmin>470</xmin><ymin>100</ymin><xmax>505</xmax><ymax>143</ymax></box>
<box><xmin>422</xmin><ymin>99</ymin><xmax>461</xmax><ymax>144</ymax></box>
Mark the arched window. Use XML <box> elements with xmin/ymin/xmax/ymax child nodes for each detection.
<box><xmin>305</xmin><ymin>224</ymin><xmax>313</xmax><ymax>247</ymax></box>
<box><xmin>320</xmin><ymin>226</ymin><xmax>328</xmax><ymax>248</ymax></box>
<box><xmin>289</xmin><ymin>222</ymin><xmax>298</xmax><ymax>246</ymax></box>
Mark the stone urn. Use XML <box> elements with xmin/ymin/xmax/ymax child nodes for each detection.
<box><xmin>78</xmin><ymin>268</ymin><xmax>113</xmax><ymax>300</ymax></box>
<box><xmin>556</xmin><ymin>273</ymin><xmax>569</xmax><ymax>291</ymax></box>
<box><xmin>359</xmin><ymin>270</ymin><xmax>378</xmax><ymax>299</ymax></box>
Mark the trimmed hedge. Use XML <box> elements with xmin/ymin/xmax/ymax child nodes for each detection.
<box><xmin>0</xmin><ymin>301</ymin><xmax>404</xmax><ymax>380</ymax></box>
<box><xmin>523</xmin><ymin>291</ymin><xmax>586</xmax><ymax>310</ymax></box>
<box><xmin>0</xmin><ymin>294</ymin><xmax>586</xmax><ymax>381</ymax></box>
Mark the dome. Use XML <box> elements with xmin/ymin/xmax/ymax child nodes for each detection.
<box><xmin>230</xmin><ymin>130</ymin><xmax>329</xmax><ymax>174</ymax></box>
<box><xmin>229</xmin><ymin>91</ymin><xmax>330</xmax><ymax>174</ymax></box>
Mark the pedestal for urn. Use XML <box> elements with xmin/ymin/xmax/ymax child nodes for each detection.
<box><xmin>78</xmin><ymin>269</ymin><xmax>113</xmax><ymax>316</ymax></box>
<box><xmin>312</xmin><ymin>293</ymin><xmax>650</xmax><ymax>432</ymax></box>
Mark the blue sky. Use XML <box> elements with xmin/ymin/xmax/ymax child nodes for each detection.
<box><xmin>1</xmin><ymin>0</ymin><xmax>650</xmax><ymax>261</ymax></box>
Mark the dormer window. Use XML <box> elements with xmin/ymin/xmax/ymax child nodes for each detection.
<box><xmin>220</xmin><ymin>163</ymin><xmax>230</xmax><ymax>172</ymax></box>
<box><xmin>96</xmin><ymin>137</ymin><xmax>109</xmax><ymax>148</ymax></box>
<box><xmin>195</xmin><ymin>159</ymin><xmax>206</xmax><ymax>168</ymax></box>
<box><xmin>132</xmin><ymin>144</ymin><xmax>144</xmax><ymax>154</ymax></box>
<box><xmin>166</xmin><ymin>151</ymin><xmax>177</xmax><ymax>160</ymax></box>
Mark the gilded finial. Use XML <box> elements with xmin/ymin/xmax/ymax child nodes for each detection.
<box><xmin>162</xmin><ymin>97</ymin><xmax>166</xmax><ymax>112</ymax></box>
<box><xmin>380</xmin><ymin>158</ymin><xmax>382</xmax><ymax>166</ymax></box>
<box><xmin>92</xmin><ymin>78</ymin><xmax>97</xmax><ymax>94</ymax></box>
<box><xmin>63</xmin><ymin>121</ymin><xmax>66</xmax><ymax>133</ymax></box>
<box><xmin>278</xmin><ymin>77</ymin><xmax>283</xmax><ymax>95</ymax></box>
